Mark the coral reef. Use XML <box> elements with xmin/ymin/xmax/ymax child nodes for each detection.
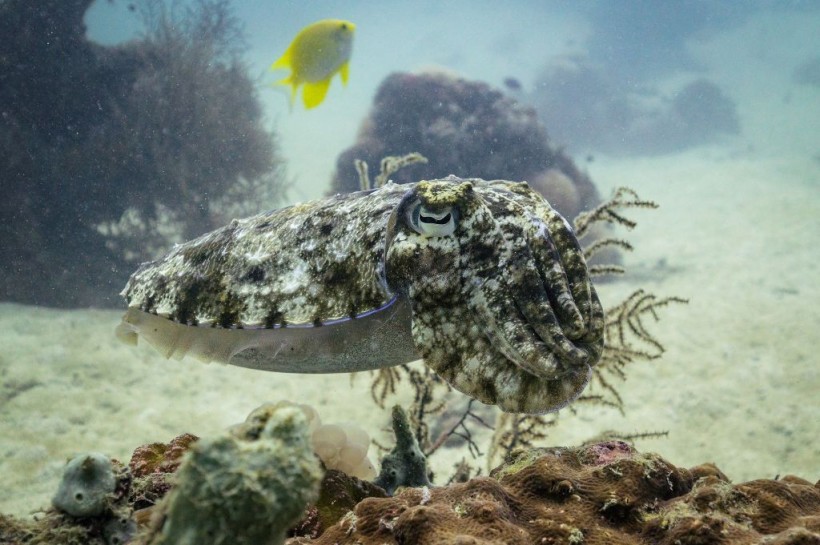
<box><xmin>289</xmin><ymin>442</ymin><xmax>820</xmax><ymax>545</ymax></box>
<box><xmin>0</xmin><ymin>0</ymin><xmax>286</xmax><ymax>308</ymax></box>
<box><xmin>141</xmin><ymin>404</ymin><xmax>322</xmax><ymax>545</ymax></box>
<box><xmin>329</xmin><ymin>71</ymin><xmax>602</xmax><ymax>223</ymax></box>
<box><xmin>528</xmin><ymin>56</ymin><xmax>740</xmax><ymax>156</ymax></box>
<box><xmin>4</xmin><ymin>412</ymin><xmax>816</xmax><ymax>545</ymax></box>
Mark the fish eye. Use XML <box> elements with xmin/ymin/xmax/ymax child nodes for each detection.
<box><xmin>407</xmin><ymin>201</ymin><xmax>458</xmax><ymax>237</ymax></box>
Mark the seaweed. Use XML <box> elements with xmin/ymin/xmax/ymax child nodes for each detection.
<box><xmin>0</xmin><ymin>0</ymin><xmax>287</xmax><ymax>308</ymax></box>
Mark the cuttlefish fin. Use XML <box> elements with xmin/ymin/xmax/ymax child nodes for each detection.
<box><xmin>302</xmin><ymin>78</ymin><xmax>331</xmax><ymax>109</ymax></box>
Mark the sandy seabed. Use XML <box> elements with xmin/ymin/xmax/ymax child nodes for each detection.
<box><xmin>1</xmin><ymin>142</ymin><xmax>817</xmax><ymax>518</ymax></box>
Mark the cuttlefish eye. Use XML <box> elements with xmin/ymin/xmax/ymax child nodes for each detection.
<box><xmin>407</xmin><ymin>201</ymin><xmax>458</xmax><ymax>237</ymax></box>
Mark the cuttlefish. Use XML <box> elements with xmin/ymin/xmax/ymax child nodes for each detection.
<box><xmin>117</xmin><ymin>176</ymin><xmax>604</xmax><ymax>414</ymax></box>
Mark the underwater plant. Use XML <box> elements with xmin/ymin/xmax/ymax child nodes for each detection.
<box><xmin>0</xmin><ymin>0</ymin><xmax>287</xmax><ymax>308</ymax></box>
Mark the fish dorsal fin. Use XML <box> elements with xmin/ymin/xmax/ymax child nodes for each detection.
<box><xmin>340</xmin><ymin>62</ymin><xmax>350</xmax><ymax>85</ymax></box>
<box><xmin>303</xmin><ymin>78</ymin><xmax>331</xmax><ymax>109</ymax></box>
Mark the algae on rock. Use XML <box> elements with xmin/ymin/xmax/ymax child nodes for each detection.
<box><xmin>145</xmin><ymin>405</ymin><xmax>322</xmax><ymax>545</ymax></box>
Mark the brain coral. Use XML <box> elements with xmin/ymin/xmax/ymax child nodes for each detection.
<box><xmin>288</xmin><ymin>441</ymin><xmax>820</xmax><ymax>545</ymax></box>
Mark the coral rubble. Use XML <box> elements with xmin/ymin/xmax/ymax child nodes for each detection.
<box><xmin>289</xmin><ymin>441</ymin><xmax>820</xmax><ymax>545</ymax></box>
<box><xmin>329</xmin><ymin>71</ymin><xmax>602</xmax><ymax>222</ymax></box>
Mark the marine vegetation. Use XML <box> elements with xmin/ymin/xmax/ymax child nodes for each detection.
<box><xmin>0</xmin><ymin>0</ymin><xmax>286</xmax><ymax>308</ymax></box>
<box><xmin>271</xmin><ymin>19</ymin><xmax>356</xmax><ymax>109</ymax></box>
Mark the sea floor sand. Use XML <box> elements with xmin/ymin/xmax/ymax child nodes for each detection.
<box><xmin>1</xmin><ymin>143</ymin><xmax>817</xmax><ymax>518</ymax></box>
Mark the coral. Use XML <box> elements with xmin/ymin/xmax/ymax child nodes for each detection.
<box><xmin>329</xmin><ymin>71</ymin><xmax>602</xmax><ymax>223</ymax></box>
<box><xmin>288</xmin><ymin>442</ymin><xmax>820</xmax><ymax>545</ymax></box>
<box><xmin>373</xmin><ymin>406</ymin><xmax>433</xmax><ymax>495</ymax></box>
<box><xmin>129</xmin><ymin>433</ymin><xmax>199</xmax><ymax>478</ymax></box>
<box><xmin>290</xmin><ymin>470</ymin><xmax>389</xmax><ymax>540</ymax></box>
<box><xmin>127</xmin><ymin>433</ymin><xmax>199</xmax><ymax>513</ymax></box>
<box><xmin>0</xmin><ymin>0</ymin><xmax>286</xmax><ymax>308</ymax></box>
<box><xmin>142</xmin><ymin>404</ymin><xmax>322</xmax><ymax>545</ymax></box>
<box><xmin>52</xmin><ymin>453</ymin><xmax>118</xmax><ymax>518</ymax></box>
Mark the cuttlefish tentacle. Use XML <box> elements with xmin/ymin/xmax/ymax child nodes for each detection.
<box><xmin>385</xmin><ymin>179</ymin><xmax>603</xmax><ymax>412</ymax></box>
<box><xmin>452</xmin><ymin>192</ymin><xmax>575</xmax><ymax>378</ymax></box>
<box><xmin>502</xmin><ymin>182</ymin><xmax>599</xmax><ymax>336</ymax></box>
<box><xmin>485</xmin><ymin>183</ymin><xmax>585</xmax><ymax>328</ymax></box>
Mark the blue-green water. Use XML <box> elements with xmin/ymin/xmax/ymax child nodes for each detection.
<box><xmin>0</xmin><ymin>0</ymin><xmax>817</xmax><ymax>517</ymax></box>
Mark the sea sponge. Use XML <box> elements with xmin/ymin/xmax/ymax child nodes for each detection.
<box><xmin>52</xmin><ymin>452</ymin><xmax>117</xmax><ymax>517</ymax></box>
<box><xmin>145</xmin><ymin>404</ymin><xmax>322</xmax><ymax>545</ymax></box>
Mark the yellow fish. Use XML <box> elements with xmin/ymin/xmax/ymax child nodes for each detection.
<box><xmin>272</xmin><ymin>19</ymin><xmax>356</xmax><ymax>109</ymax></box>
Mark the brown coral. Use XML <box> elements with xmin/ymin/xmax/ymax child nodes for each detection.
<box><xmin>288</xmin><ymin>442</ymin><xmax>820</xmax><ymax>545</ymax></box>
<box><xmin>329</xmin><ymin>71</ymin><xmax>601</xmax><ymax>223</ymax></box>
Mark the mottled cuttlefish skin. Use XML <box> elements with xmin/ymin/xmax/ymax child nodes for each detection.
<box><xmin>118</xmin><ymin>176</ymin><xmax>604</xmax><ymax>414</ymax></box>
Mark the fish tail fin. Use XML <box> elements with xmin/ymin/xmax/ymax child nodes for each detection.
<box><xmin>302</xmin><ymin>78</ymin><xmax>331</xmax><ymax>109</ymax></box>
<box><xmin>270</xmin><ymin>50</ymin><xmax>291</xmax><ymax>71</ymax></box>
<box><xmin>272</xmin><ymin>74</ymin><xmax>298</xmax><ymax>110</ymax></box>
<box><xmin>340</xmin><ymin>62</ymin><xmax>350</xmax><ymax>86</ymax></box>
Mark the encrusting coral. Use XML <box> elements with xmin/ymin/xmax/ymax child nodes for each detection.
<box><xmin>288</xmin><ymin>441</ymin><xmax>820</xmax><ymax>545</ymax></box>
